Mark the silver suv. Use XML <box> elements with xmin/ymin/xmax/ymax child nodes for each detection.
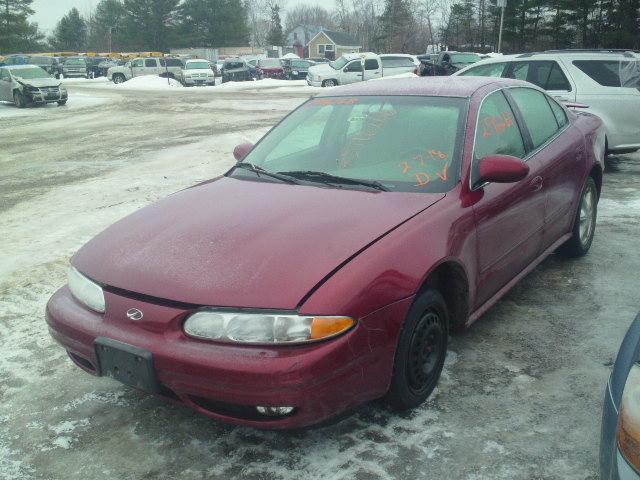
<box><xmin>107</xmin><ymin>57</ymin><xmax>185</xmax><ymax>84</ymax></box>
<box><xmin>455</xmin><ymin>50</ymin><xmax>640</xmax><ymax>154</ymax></box>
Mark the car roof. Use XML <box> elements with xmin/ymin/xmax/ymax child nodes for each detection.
<box><xmin>4</xmin><ymin>64</ymin><xmax>43</xmax><ymax>70</ymax></box>
<box><xmin>315</xmin><ymin>76</ymin><xmax>531</xmax><ymax>98</ymax></box>
<box><xmin>468</xmin><ymin>52</ymin><xmax>636</xmax><ymax>66</ymax></box>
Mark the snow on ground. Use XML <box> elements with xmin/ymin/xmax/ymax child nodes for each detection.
<box><xmin>0</xmin><ymin>93</ymin><xmax>110</xmax><ymax>118</ymax></box>
<box><xmin>59</xmin><ymin>77</ymin><xmax>110</xmax><ymax>85</ymax></box>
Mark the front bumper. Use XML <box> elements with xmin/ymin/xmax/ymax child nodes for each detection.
<box><xmin>25</xmin><ymin>88</ymin><xmax>67</xmax><ymax>104</ymax></box>
<box><xmin>46</xmin><ymin>286</ymin><xmax>402</xmax><ymax>429</ymax></box>
<box><xmin>183</xmin><ymin>77</ymin><xmax>215</xmax><ymax>86</ymax></box>
<box><xmin>307</xmin><ymin>77</ymin><xmax>323</xmax><ymax>87</ymax></box>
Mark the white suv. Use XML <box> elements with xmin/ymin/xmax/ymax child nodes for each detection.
<box><xmin>454</xmin><ymin>50</ymin><xmax>640</xmax><ymax>154</ymax></box>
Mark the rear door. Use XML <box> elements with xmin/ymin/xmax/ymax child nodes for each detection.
<box><xmin>144</xmin><ymin>58</ymin><xmax>160</xmax><ymax>75</ymax></box>
<box><xmin>507</xmin><ymin>86</ymin><xmax>583</xmax><ymax>250</ymax></box>
<box><xmin>364</xmin><ymin>58</ymin><xmax>382</xmax><ymax>80</ymax></box>
<box><xmin>471</xmin><ymin>89</ymin><xmax>546</xmax><ymax>306</ymax></box>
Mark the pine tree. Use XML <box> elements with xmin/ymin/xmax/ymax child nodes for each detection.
<box><xmin>0</xmin><ymin>0</ymin><xmax>44</xmax><ymax>53</ymax></box>
<box><xmin>48</xmin><ymin>8</ymin><xmax>87</xmax><ymax>51</ymax></box>
<box><xmin>177</xmin><ymin>0</ymin><xmax>249</xmax><ymax>47</ymax></box>
<box><xmin>122</xmin><ymin>0</ymin><xmax>180</xmax><ymax>51</ymax></box>
<box><xmin>378</xmin><ymin>0</ymin><xmax>415</xmax><ymax>53</ymax></box>
<box><xmin>86</xmin><ymin>0</ymin><xmax>126</xmax><ymax>52</ymax></box>
<box><xmin>266</xmin><ymin>4</ymin><xmax>284</xmax><ymax>46</ymax></box>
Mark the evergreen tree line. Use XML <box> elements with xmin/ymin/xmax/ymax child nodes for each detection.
<box><xmin>2</xmin><ymin>0</ymin><xmax>638</xmax><ymax>55</ymax></box>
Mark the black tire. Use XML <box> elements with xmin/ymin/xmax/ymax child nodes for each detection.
<box><xmin>322</xmin><ymin>79</ymin><xmax>337</xmax><ymax>87</ymax></box>
<box><xmin>386</xmin><ymin>289</ymin><xmax>449</xmax><ymax>410</ymax></box>
<box><xmin>112</xmin><ymin>74</ymin><xmax>126</xmax><ymax>84</ymax></box>
<box><xmin>559</xmin><ymin>176</ymin><xmax>598</xmax><ymax>257</ymax></box>
<box><xmin>57</xmin><ymin>100</ymin><xmax>67</xmax><ymax>106</ymax></box>
<box><xmin>13</xmin><ymin>90</ymin><xmax>26</xmax><ymax>108</ymax></box>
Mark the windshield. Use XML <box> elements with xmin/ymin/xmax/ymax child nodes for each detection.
<box><xmin>224</xmin><ymin>61</ymin><xmax>245</xmax><ymax>69</ymax></box>
<box><xmin>450</xmin><ymin>54</ymin><xmax>481</xmax><ymax>65</ymax></box>
<box><xmin>329</xmin><ymin>57</ymin><xmax>349</xmax><ymax>70</ymax></box>
<box><xmin>29</xmin><ymin>57</ymin><xmax>53</xmax><ymax>65</ymax></box>
<box><xmin>65</xmin><ymin>58</ymin><xmax>86</xmax><ymax>66</ymax></box>
<box><xmin>291</xmin><ymin>60</ymin><xmax>309</xmax><ymax>68</ymax></box>
<box><xmin>11</xmin><ymin>67</ymin><xmax>51</xmax><ymax>79</ymax></box>
<box><xmin>186</xmin><ymin>61</ymin><xmax>210</xmax><ymax>70</ymax></box>
<box><xmin>259</xmin><ymin>59</ymin><xmax>281</xmax><ymax>68</ymax></box>
<box><xmin>233</xmin><ymin>96</ymin><xmax>467</xmax><ymax>193</ymax></box>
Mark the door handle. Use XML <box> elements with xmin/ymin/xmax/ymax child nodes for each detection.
<box><xmin>530</xmin><ymin>176</ymin><xmax>543</xmax><ymax>191</ymax></box>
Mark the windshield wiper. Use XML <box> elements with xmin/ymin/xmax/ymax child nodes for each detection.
<box><xmin>233</xmin><ymin>162</ymin><xmax>299</xmax><ymax>184</ymax></box>
<box><xmin>276</xmin><ymin>170</ymin><xmax>388</xmax><ymax>191</ymax></box>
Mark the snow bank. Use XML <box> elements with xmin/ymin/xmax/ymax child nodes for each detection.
<box><xmin>215</xmin><ymin>78</ymin><xmax>309</xmax><ymax>91</ymax></box>
<box><xmin>60</xmin><ymin>77</ymin><xmax>110</xmax><ymax>85</ymax></box>
<box><xmin>113</xmin><ymin>75</ymin><xmax>183</xmax><ymax>90</ymax></box>
<box><xmin>0</xmin><ymin>93</ymin><xmax>110</xmax><ymax>118</ymax></box>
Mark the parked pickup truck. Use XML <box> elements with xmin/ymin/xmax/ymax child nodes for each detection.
<box><xmin>417</xmin><ymin>51</ymin><xmax>481</xmax><ymax>76</ymax></box>
<box><xmin>107</xmin><ymin>57</ymin><xmax>184</xmax><ymax>84</ymax></box>
<box><xmin>307</xmin><ymin>52</ymin><xmax>382</xmax><ymax>87</ymax></box>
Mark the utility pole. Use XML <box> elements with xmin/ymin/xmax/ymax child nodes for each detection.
<box><xmin>497</xmin><ymin>0</ymin><xmax>506</xmax><ymax>53</ymax></box>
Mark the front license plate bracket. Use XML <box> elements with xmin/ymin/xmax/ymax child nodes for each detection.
<box><xmin>94</xmin><ymin>337</ymin><xmax>159</xmax><ymax>393</ymax></box>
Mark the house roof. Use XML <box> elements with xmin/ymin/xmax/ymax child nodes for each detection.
<box><xmin>308</xmin><ymin>29</ymin><xmax>361</xmax><ymax>47</ymax></box>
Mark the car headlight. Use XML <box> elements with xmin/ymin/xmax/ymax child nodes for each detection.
<box><xmin>183</xmin><ymin>311</ymin><xmax>354</xmax><ymax>344</ymax></box>
<box><xmin>67</xmin><ymin>266</ymin><xmax>105</xmax><ymax>313</ymax></box>
<box><xmin>59</xmin><ymin>86</ymin><xmax>67</xmax><ymax>93</ymax></box>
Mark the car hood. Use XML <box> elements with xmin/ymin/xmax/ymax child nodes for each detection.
<box><xmin>183</xmin><ymin>68</ymin><xmax>212</xmax><ymax>74</ymax></box>
<box><xmin>15</xmin><ymin>77</ymin><xmax>59</xmax><ymax>88</ymax></box>
<box><xmin>309</xmin><ymin>64</ymin><xmax>335</xmax><ymax>76</ymax></box>
<box><xmin>259</xmin><ymin>66</ymin><xmax>283</xmax><ymax>72</ymax></box>
<box><xmin>73</xmin><ymin>177</ymin><xmax>444</xmax><ymax>309</ymax></box>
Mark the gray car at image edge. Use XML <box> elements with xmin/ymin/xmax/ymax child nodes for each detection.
<box><xmin>601</xmin><ymin>312</ymin><xmax>640</xmax><ymax>479</ymax></box>
<box><xmin>0</xmin><ymin>65</ymin><xmax>68</xmax><ymax>108</ymax></box>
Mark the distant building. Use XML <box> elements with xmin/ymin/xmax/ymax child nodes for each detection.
<box><xmin>287</xmin><ymin>25</ymin><xmax>322</xmax><ymax>58</ymax></box>
<box><xmin>306</xmin><ymin>29</ymin><xmax>361</xmax><ymax>60</ymax></box>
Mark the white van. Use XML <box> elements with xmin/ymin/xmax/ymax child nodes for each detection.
<box><xmin>306</xmin><ymin>53</ymin><xmax>382</xmax><ymax>87</ymax></box>
<box><xmin>454</xmin><ymin>50</ymin><xmax>640</xmax><ymax>154</ymax></box>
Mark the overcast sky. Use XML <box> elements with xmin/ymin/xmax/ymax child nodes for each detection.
<box><xmin>32</xmin><ymin>0</ymin><xmax>330</xmax><ymax>33</ymax></box>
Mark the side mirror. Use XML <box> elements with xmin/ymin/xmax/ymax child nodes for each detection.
<box><xmin>477</xmin><ymin>155</ymin><xmax>529</xmax><ymax>184</ymax></box>
<box><xmin>233</xmin><ymin>142</ymin><xmax>254</xmax><ymax>161</ymax></box>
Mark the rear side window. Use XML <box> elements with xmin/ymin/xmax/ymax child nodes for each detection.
<box><xmin>547</xmin><ymin>96</ymin><xmax>568</xmax><ymax>128</ymax></box>
<box><xmin>474</xmin><ymin>90</ymin><xmax>525</xmax><ymax>164</ymax></box>
<box><xmin>144</xmin><ymin>59</ymin><xmax>157</xmax><ymax>67</ymax></box>
<box><xmin>364</xmin><ymin>59</ymin><xmax>379</xmax><ymax>70</ymax></box>
<box><xmin>508</xmin><ymin>61</ymin><xmax>571</xmax><ymax>91</ymax></box>
<box><xmin>573</xmin><ymin>60</ymin><xmax>640</xmax><ymax>87</ymax></box>
<box><xmin>509</xmin><ymin>87</ymin><xmax>560</xmax><ymax>149</ymax></box>
<box><xmin>459</xmin><ymin>62</ymin><xmax>507</xmax><ymax>78</ymax></box>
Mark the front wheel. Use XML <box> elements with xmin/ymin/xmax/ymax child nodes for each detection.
<box><xmin>57</xmin><ymin>100</ymin><xmax>67</xmax><ymax>106</ymax></box>
<box><xmin>322</xmin><ymin>79</ymin><xmax>337</xmax><ymax>87</ymax></box>
<box><xmin>13</xmin><ymin>91</ymin><xmax>26</xmax><ymax>108</ymax></box>
<box><xmin>560</xmin><ymin>176</ymin><xmax>598</xmax><ymax>257</ymax></box>
<box><xmin>386</xmin><ymin>289</ymin><xmax>448</xmax><ymax>410</ymax></box>
<box><xmin>112</xmin><ymin>74</ymin><xmax>126</xmax><ymax>84</ymax></box>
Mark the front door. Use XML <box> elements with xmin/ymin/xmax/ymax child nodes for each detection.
<box><xmin>342</xmin><ymin>61</ymin><xmax>364</xmax><ymax>84</ymax></box>
<box><xmin>130</xmin><ymin>59</ymin><xmax>145</xmax><ymax>77</ymax></box>
<box><xmin>471</xmin><ymin>90</ymin><xmax>546</xmax><ymax>307</ymax></box>
<box><xmin>143</xmin><ymin>58</ymin><xmax>159</xmax><ymax>75</ymax></box>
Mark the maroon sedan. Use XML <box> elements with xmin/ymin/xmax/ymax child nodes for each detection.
<box><xmin>46</xmin><ymin>77</ymin><xmax>604</xmax><ymax>429</ymax></box>
<box><xmin>256</xmin><ymin>58</ymin><xmax>284</xmax><ymax>79</ymax></box>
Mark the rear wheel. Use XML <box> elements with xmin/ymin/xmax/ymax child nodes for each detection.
<box><xmin>560</xmin><ymin>176</ymin><xmax>598</xmax><ymax>257</ymax></box>
<box><xmin>386</xmin><ymin>289</ymin><xmax>448</xmax><ymax>410</ymax></box>
<box><xmin>13</xmin><ymin>91</ymin><xmax>26</xmax><ymax>108</ymax></box>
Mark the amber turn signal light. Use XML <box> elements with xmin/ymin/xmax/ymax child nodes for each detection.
<box><xmin>310</xmin><ymin>316</ymin><xmax>354</xmax><ymax>340</ymax></box>
<box><xmin>617</xmin><ymin>364</ymin><xmax>640</xmax><ymax>472</ymax></box>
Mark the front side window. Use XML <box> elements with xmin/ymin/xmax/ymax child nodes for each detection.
<box><xmin>509</xmin><ymin>87</ymin><xmax>560</xmax><ymax>149</ymax></box>
<box><xmin>0</xmin><ymin>68</ymin><xmax>9</xmax><ymax>80</ymax></box>
<box><xmin>234</xmin><ymin>96</ymin><xmax>468</xmax><ymax>193</ymax></box>
<box><xmin>344</xmin><ymin>61</ymin><xmax>361</xmax><ymax>72</ymax></box>
<box><xmin>459</xmin><ymin>62</ymin><xmax>507</xmax><ymax>78</ymax></box>
<box><xmin>473</xmin><ymin>90</ymin><xmax>525</xmax><ymax>167</ymax></box>
<box><xmin>132</xmin><ymin>59</ymin><xmax>143</xmax><ymax>67</ymax></box>
<box><xmin>144</xmin><ymin>59</ymin><xmax>156</xmax><ymax>67</ymax></box>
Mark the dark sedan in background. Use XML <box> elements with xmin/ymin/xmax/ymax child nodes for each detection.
<box><xmin>601</xmin><ymin>313</ymin><xmax>640</xmax><ymax>479</ymax></box>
